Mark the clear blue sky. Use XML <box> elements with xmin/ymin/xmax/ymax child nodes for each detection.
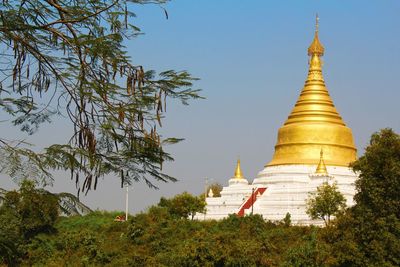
<box><xmin>2</xmin><ymin>0</ymin><xmax>400</xmax><ymax>213</ymax></box>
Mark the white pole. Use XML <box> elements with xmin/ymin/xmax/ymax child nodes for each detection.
<box><xmin>125</xmin><ymin>185</ymin><xmax>129</xmax><ymax>221</ymax></box>
<box><xmin>204</xmin><ymin>177</ymin><xmax>208</xmax><ymax>220</ymax></box>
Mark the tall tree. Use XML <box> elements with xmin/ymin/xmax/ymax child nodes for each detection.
<box><xmin>0</xmin><ymin>180</ymin><xmax>60</xmax><ymax>265</ymax></box>
<box><xmin>306</xmin><ymin>182</ymin><xmax>346</xmax><ymax>226</ymax></box>
<box><xmin>0</xmin><ymin>0</ymin><xmax>200</xmax><ymax>193</ymax></box>
<box><xmin>352</xmin><ymin>128</ymin><xmax>400</xmax><ymax>218</ymax></box>
<box><xmin>0</xmin><ymin>180</ymin><xmax>59</xmax><ymax>239</ymax></box>
<box><xmin>158</xmin><ymin>192</ymin><xmax>205</xmax><ymax>220</ymax></box>
<box><xmin>326</xmin><ymin>129</ymin><xmax>400</xmax><ymax>266</ymax></box>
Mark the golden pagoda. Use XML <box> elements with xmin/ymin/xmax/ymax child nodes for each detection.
<box><xmin>267</xmin><ymin>15</ymin><xmax>357</xmax><ymax>167</ymax></box>
<box><xmin>201</xmin><ymin>16</ymin><xmax>359</xmax><ymax>225</ymax></box>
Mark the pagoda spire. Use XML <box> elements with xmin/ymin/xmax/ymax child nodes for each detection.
<box><xmin>234</xmin><ymin>159</ymin><xmax>244</xmax><ymax>179</ymax></box>
<box><xmin>315</xmin><ymin>149</ymin><xmax>328</xmax><ymax>175</ymax></box>
<box><xmin>288</xmin><ymin>14</ymin><xmax>344</xmax><ymax>127</ymax></box>
<box><xmin>267</xmin><ymin>16</ymin><xmax>357</xmax><ymax>167</ymax></box>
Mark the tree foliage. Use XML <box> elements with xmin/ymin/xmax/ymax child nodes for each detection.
<box><xmin>352</xmin><ymin>128</ymin><xmax>400</xmax><ymax>218</ymax></box>
<box><xmin>1</xmin><ymin>180</ymin><xmax>59</xmax><ymax>238</ymax></box>
<box><xmin>0</xmin><ymin>180</ymin><xmax>59</xmax><ymax>264</ymax></box>
<box><xmin>283</xmin><ymin>229</ymin><xmax>332</xmax><ymax>267</ymax></box>
<box><xmin>1</xmin><ymin>185</ymin><xmax>92</xmax><ymax>216</ymax></box>
<box><xmin>0</xmin><ymin>0</ymin><xmax>200</xmax><ymax>192</ymax></box>
<box><xmin>158</xmin><ymin>191</ymin><xmax>205</xmax><ymax>220</ymax></box>
<box><xmin>282</xmin><ymin>212</ymin><xmax>291</xmax><ymax>227</ymax></box>
<box><xmin>324</xmin><ymin>128</ymin><xmax>400</xmax><ymax>266</ymax></box>
<box><xmin>17</xmin><ymin>209</ymin><xmax>325</xmax><ymax>266</ymax></box>
<box><xmin>306</xmin><ymin>182</ymin><xmax>346</xmax><ymax>226</ymax></box>
<box><xmin>0</xmin><ymin>204</ymin><xmax>22</xmax><ymax>265</ymax></box>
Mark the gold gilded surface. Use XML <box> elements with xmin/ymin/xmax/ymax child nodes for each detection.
<box><xmin>315</xmin><ymin>149</ymin><xmax>328</xmax><ymax>175</ymax></box>
<box><xmin>267</xmin><ymin>18</ymin><xmax>357</xmax><ymax>167</ymax></box>
<box><xmin>234</xmin><ymin>159</ymin><xmax>244</xmax><ymax>179</ymax></box>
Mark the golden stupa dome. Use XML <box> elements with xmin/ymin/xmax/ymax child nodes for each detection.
<box><xmin>267</xmin><ymin>16</ymin><xmax>357</xmax><ymax>167</ymax></box>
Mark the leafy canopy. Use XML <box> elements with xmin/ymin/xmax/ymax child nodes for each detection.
<box><xmin>0</xmin><ymin>0</ymin><xmax>201</xmax><ymax>193</ymax></box>
<box><xmin>352</xmin><ymin>128</ymin><xmax>400</xmax><ymax>217</ymax></box>
<box><xmin>158</xmin><ymin>191</ymin><xmax>205</xmax><ymax>220</ymax></box>
<box><xmin>0</xmin><ymin>180</ymin><xmax>59</xmax><ymax>264</ymax></box>
<box><xmin>306</xmin><ymin>182</ymin><xmax>346</xmax><ymax>226</ymax></box>
<box><xmin>0</xmin><ymin>180</ymin><xmax>59</xmax><ymax>239</ymax></box>
<box><xmin>323</xmin><ymin>129</ymin><xmax>400</xmax><ymax>266</ymax></box>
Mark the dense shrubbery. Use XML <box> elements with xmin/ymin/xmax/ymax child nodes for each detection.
<box><xmin>17</xmin><ymin>210</ymin><xmax>326</xmax><ymax>266</ymax></box>
<box><xmin>0</xmin><ymin>188</ymin><xmax>328</xmax><ymax>266</ymax></box>
<box><xmin>127</xmin><ymin>210</ymin><xmax>321</xmax><ymax>266</ymax></box>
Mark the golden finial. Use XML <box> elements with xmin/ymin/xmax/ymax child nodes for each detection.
<box><xmin>234</xmin><ymin>159</ymin><xmax>244</xmax><ymax>179</ymax></box>
<box><xmin>308</xmin><ymin>14</ymin><xmax>324</xmax><ymax>56</ymax></box>
<box><xmin>315</xmin><ymin>149</ymin><xmax>328</xmax><ymax>175</ymax></box>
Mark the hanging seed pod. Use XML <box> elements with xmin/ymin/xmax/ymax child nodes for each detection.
<box><xmin>94</xmin><ymin>175</ymin><xmax>98</xmax><ymax>190</ymax></box>
<box><xmin>118</xmin><ymin>104</ymin><xmax>125</xmax><ymax>121</ymax></box>
<box><xmin>12</xmin><ymin>66</ymin><xmax>17</xmax><ymax>81</ymax></box>
<box><xmin>22</xmin><ymin>49</ymin><xmax>26</xmax><ymax>63</ymax></box>
<box><xmin>132</xmin><ymin>76</ymin><xmax>136</xmax><ymax>95</ymax></box>
<box><xmin>158</xmin><ymin>98</ymin><xmax>163</xmax><ymax>113</ymax></box>
<box><xmin>75</xmin><ymin>170</ymin><xmax>79</xmax><ymax>186</ymax></box>
<box><xmin>139</xmin><ymin>113</ymin><xmax>144</xmax><ymax>130</ymax></box>
<box><xmin>126</xmin><ymin>75</ymin><xmax>131</xmax><ymax>95</ymax></box>
<box><xmin>86</xmin><ymin>128</ymin><xmax>96</xmax><ymax>155</ymax></box>
<box><xmin>102</xmin><ymin>92</ymin><xmax>108</xmax><ymax>102</ymax></box>
<box><xmin>46</xmin><ymin>78</ymin><xmax>50</xmax><ymax>91</ymax></box>
<box><xmin>124</xmin><ymin>4</ymin><xmax>128</xmax><ymax>29</ymax></box>
<box><xmin>104</xmin><ymin>61</ymin><xmax>109</xmax><ymax>77</ymax></box>
<box><xmin>164</xmin><ymin>92</ymin><xmax>167</xmax><ymax>112</ymax></box>
<box><xmin>112</xmin><ymin>61</ymin><xmax>117</xmax><ymax>79</ymax></box>
<box><xmin>156</xmin><ymin>112</ymin><xmax>162</xmax><ymax>127</ymax></box>
<box><xmin>138</xmin><ymin>67</ymin><xmax>144</xmax><ymax>93</ymax></box>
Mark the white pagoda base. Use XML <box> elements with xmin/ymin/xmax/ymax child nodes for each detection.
<box><xmin>198</xmin><ymin>165</ymin><xmax>357</xmax><ymax>226</ymax></box>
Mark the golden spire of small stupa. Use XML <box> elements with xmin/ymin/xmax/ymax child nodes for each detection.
<box><xmin>234</xmin><ymin>159</ymin><xmax>244</xmax><ymax>179</ymax></box>
<box><xmin>315</xmin><ymin>149</ymin><xmax>328</xmax><ymax>175</ymax></box>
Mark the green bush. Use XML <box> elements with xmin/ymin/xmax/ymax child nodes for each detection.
<box><xmin>0</xmin><ymin>180</ymin><xmax>59</xmax><ymax>265</ymax></box>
